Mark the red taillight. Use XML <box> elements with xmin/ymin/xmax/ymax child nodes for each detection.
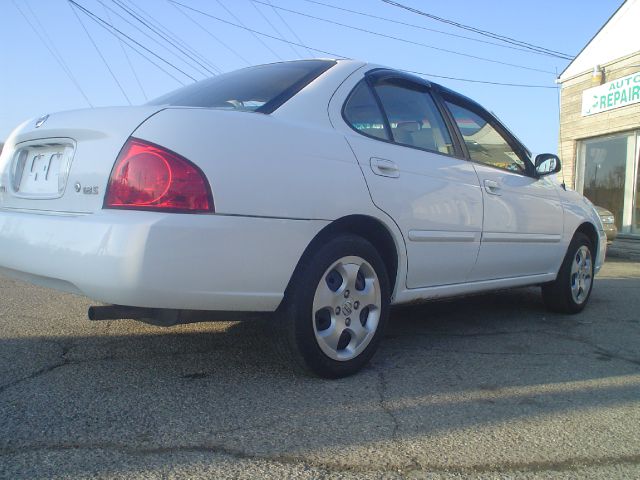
<box><xmin>105</xmin><ymin>138</ymin><xmax>213</xmax><ymax>212</ymax></box>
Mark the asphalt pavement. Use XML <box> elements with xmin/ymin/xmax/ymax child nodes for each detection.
<box><xmin>0</xmin><ymin>258</ymin><xmax>639</xmax><ymax>479</ymax></box>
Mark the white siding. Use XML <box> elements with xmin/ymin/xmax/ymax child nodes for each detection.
<box><xmin>559</xmin><ymin>0</ymin><xmax>640</xmax><ymax>82</ymax></box>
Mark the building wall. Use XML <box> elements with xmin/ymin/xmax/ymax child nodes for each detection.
<box><xmin>560</xmin><ymin>0</ymin><xmax>639</xmax><ymax>80</ymax></box>
<box><xmin>559</xmin><ymin>51</ymin><xmax>640</xmax><ymax>186</ymax></box>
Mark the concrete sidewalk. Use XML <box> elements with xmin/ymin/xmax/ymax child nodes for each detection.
<box><xmin>607</xmin><ymin>236</ymin><xmax>640</xmax><ymax>261</ymax></box>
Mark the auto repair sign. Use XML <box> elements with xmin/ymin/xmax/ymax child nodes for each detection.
<box><xmin>582</xmin><ymin>71</ymin><xmax>640</xmax><ymax>116</ymax></box>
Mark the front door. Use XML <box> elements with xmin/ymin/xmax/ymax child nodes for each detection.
<box><xmin>443</xmin><ymin>100</ymin><xmax>565</xmax><ymax>280</ymax></box>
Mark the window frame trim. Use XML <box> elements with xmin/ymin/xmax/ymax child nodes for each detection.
<box><xmin>341</xmin><ymin>76</ymin><xmax>392</xmax><ymax>142</ymax></box>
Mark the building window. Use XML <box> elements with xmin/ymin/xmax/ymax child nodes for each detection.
<box><xmin>577</xmin><ymin>132</ymin><xmax>639</xmax><ymax>233</ymax></box>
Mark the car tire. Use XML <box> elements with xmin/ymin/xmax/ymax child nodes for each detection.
<box><xmin>541</xmin><ymin>232</ymin><xmax>595</xmax><ymax>314</ymax></box>
<box><xmin>277</xmin><ymin>234</ymin><xmax>391</xmax><ymax>378</ymax></box>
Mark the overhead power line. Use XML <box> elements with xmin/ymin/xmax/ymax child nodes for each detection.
<box><xmin>68</xmin><ymin>1</ymin><xmax>133</xmax><ymax>105</ymax></box>
<box><xmin>404</xmin><ymin>70</ymin><xmax>558</xmax><ymax>89</ymax></box>
<box><xmin>169</xmin><ymin>0</ymin><xmax>346</xmax><ymax>58</ymax></box>
<box><xmin>168</xmin><ymin>1</ymin><xmax>557</xmax><ymax>90</ymax></box>
<box><xmin>292</xmin><ymin>0</ymin><xmax>563</xmax><ymax>59</ymax></box>
<box><xmin>120</xmin><ymin>0</ymin><xmax>221</xmax><ymax>75</ymax></box>
<box><xmin>103</xmin><ymin>2</ymin><xmax>148</xmax><ymax>100</ymax></box>
<box><xmin>67</xmin><ymin>0</ymin><xmax>196</xmax><ymax>82</ymax></box>
<box><xmin>111</xmin><ymin>0</ymin><xmax>220</xmax><ymax>75</ymax></box>
<box><xmin>214</xmin><ymin>0</ymin><xmax>284</xmax><ymax>61</ymax></box>
<box><xmin>382</xmin><ymin>0</ymin><xmax>573</xmax><ymax>60</ymax></box>
<box><xmin>252</xmin><ymin>0</ymin><xmax>557</xmax><ymax>75</ymax></box>
<box><xmin>167</xmin><ymin>0</ymin><xmax>252</xmax><ymax>66</ymax></box>
<box><xmin>250</xmin><ymin>1</ymin><xmax>301</xmax><ymax>59</ymax></box>
<box><xmin>94</xmin><ymin>0</ymin><xmax>209</xmax><ymax>79</ymax></box>
<box><xmin>12</xmin><ymin>0</ymin><xmax>93</xmax><ymax>107</ymax></box>
<box><xmin>264</xmin><ymin>0</ymin><xmax>313</xmax><ymax>57</ymax></box>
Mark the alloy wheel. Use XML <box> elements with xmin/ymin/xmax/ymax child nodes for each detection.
<box><xmin>312</xmin><ymin>256</ymin><xmax>381</xmax><ymax>361</ymax></box>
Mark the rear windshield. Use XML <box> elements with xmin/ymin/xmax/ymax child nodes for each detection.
<box><xmin>148</xmin><ymin>60</ymin><xmax>336</xmax><ymax>114</ymax></box>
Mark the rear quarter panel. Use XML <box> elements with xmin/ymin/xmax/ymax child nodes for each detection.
<box><xmin>132</xmin><ymin>108</ymin><xmax>376</xmax><ymax>220</ymax></box>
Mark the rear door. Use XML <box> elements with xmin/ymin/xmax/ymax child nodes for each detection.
<box><xmin>441</xmin><ymin>97</ymin><xmax>564</xmax><ymax>280</ymax></box>
<box><xmin>341</xmin><ymin>72</ymin><xmax>483</xmax><ymax>288</ymax></box>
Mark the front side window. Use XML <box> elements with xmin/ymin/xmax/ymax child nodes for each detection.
<box><xmin>343</xmin><ymin>81</ymin><xmax>389</xmax><ymax>140</ymax></box>
<box><xmin>374</xmin><ymin>81</ymin><xmax>454</xmax><ymax>155</ymax></box>
<box><xmin>446</xmin><ymin>102</ymin><xmax>526</xmax><ymax>173</ymax></box>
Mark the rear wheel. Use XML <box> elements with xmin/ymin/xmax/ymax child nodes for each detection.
<box><xmin>279</xmin><ymin>234</ymin><xmax>390</xmax><ymax>378</ymax></box>
<box><xmin>542</xmin><ymin>232</ymin><xmax>594</xmax><ymax>313</ymax></box>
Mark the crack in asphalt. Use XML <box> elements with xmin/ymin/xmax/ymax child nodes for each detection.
<box><xmin>0</xmin><ymin>341</ymin><xmax>73</xmax><ymax>395</ymax></box>
<box><xmin>0</xmin><ymin>361</ymin><xmax>67</xmax><ymax>395</ymax></box>
<box><xmin>375</xmin><ymin>368</ymin><xmax>400</xmax><ymax>440</ymax></box>
<box><xmin>0</xmin><ymin>440</ymin><xmax>639</xmax><ymax>477</ymax></box>
<box><xmin>386</xmin><ymin>326</ymin><xmax>640</xmax><ymax>367</ymax></box>
<box><xmin>386</xmin><ymin>328</ymin><xmax>543</xmax><ymax>339</ymax></box>
<box><xmin>425</xmin><ymin>452</ymin><xmax>640</xmax><ymax>475</ymax></box>
<box><xmin>539</xmin><ymin>330</ymin><xmax>640</xmax><ymax>367</ymax></box>
<box><xmin>1</xmin><ymin>323</ymin><xmax>637</xmax><ymax>398</ymax></box>
<box><xmin>427</xmin><ymin>348</ymin><xmax>593</xmax><ymax>357</ymax></box>
<box><xmin>0</xmin><ymin>344</ymin><xmax>252</xmax><ymax>396</ymax></box>
<box><xmin>374</xmin><ymin>368</ymin><xmax>421</xmax><ymax>473</ymax></box>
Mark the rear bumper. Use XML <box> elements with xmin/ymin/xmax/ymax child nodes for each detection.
<box><xmin>0</xmin><ymin>209</ymin><xmax>326</xmax><ymax>311</ymax></box>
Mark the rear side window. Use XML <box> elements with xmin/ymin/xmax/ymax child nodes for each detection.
<box><xmin>343</xmin><ymin>81</ymin><xmax>389</xmax><ymax>140</ymax></box>
<box><xmin>374</xmin><ymin>81</ymin><xmax>454</xmax><ymax>155</ymax></box>
<box><xmin>148</xmin><ymin>60</ymin><xmax>335</xmax><ymax>114</ymax></box>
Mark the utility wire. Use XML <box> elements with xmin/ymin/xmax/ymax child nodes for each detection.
<box><xmin>68</xmin><ymin>1</ymin><xmax>133</xmax><ymax>105</ymax></box>
<box><xmin>170</xmin><ymin>0</ymin><xmax>346</xmax><ymax>58</ymax></box>
<box><xmin>292</xmin><ymin>0</ymin><xmax>563</xmax><ymax>59</ymax></box>
<box><xmin>167</xmin><ymin>0</ymin><xmax>252</xmax><ymax>66</ymax></box>
<box><xmin>404</xmin><ymin>69</ymin><xmax>558</xmax><ymax>89</ymax></box>
<box><xmin>68</xmin><ymin>1</ymin><xmax>188</xmax><ymax>86</ymax></box>
<box><xmin>68</xmin><ymin>0</ymin><xmax>197</xmax><ymax>82</ymax></box>
<box><xmin>252</xmin><ymin>1</ymin><xmax>557</xmax><ymax>75</ymax></box>
<box><xmin>382</xmin><ymin>0</ymin><xmax>573</xmax><ymax>60</ymax></box>
<box><xmin>555</xmin><ymin>67</ymin><xmax>567</xmax><ymax>188</ymax></box>
<box><xmin>111</xmin><ymin>0</ymin><xmax>220</xmax><ymax>75</ymax></box>
<box><xmin>104</xmin><ymin>33</ymin><xmax>188</xmax><ymax>86</ymax></box>
<box><xmin>214</xmin><ymin>0</ymin><xmax>284</xmax><ymax>61</ymax></box>
<box><xmin>13</xmin><ymin>0</ymin><xmax>93</xmax><ymax>107</ymax></box>
<box><xmin>120</xmin><ymin>0</ymin><xmax>222</xmax><ymax>75</ymax></box>
<box><xmin>264</xmin><ymin>0</ymin><xmax>313</xmax><ymax>57</ymax></box>
<box><xmin>169</xmin><ymin>1</ymin><xmax>557</xmax><ymax>89</ymax></box>
<box><xmin>249</xmin><ymin>0</ymin><xmax>301</xmax><ymax>59</ymax></box>
<box><xmin>103</xmin><ymin>2</ymin><xmax>148</xmax><ymax>100</ymax></box>
<box><xmin>93</xmin><ymin>0</ymin><xmax>209</xmax><ymax>78</ymax></box>
<box><xmin>22</xmin><ymin>0</ymin><xmax>86</xmax><ymax>87</ymax></box>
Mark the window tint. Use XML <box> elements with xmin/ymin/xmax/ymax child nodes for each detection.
<box><xmin>148</xmin><ymin>60</ymin><xmax>335</xmax><ymax>113</ymax></box>
<box><xmin>374</xmin><ymin>81</ymin><xmax>454</xmax><ymax>155</ymax></box>
<box><xmin>446</xmin><ymin>102</ymin><xmax>526</xmax><ymax>173</ymax></box>
<box><xmin>343</xmin><ymin>81</ymin><xmax>389</xmax><ymax>140</ymax></box>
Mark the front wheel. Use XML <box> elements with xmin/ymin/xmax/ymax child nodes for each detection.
<box><xmin>542</xmin><ymin>232</ymin><xmax>595</xmax><ymax>314</ymax></box>
<box><xmin>279</xmin><ymin>234</ymin><xmax>390</xmax><ymax>378</ymax></box>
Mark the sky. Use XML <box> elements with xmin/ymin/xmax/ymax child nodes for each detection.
<box><xmin>0</xmin><ymin>0</ymin><xmax>624</xmax><ymax>155</ymax></box>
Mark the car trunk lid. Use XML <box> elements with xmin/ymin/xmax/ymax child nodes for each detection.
<box><xmin>0</xmin><ymin>106</ymin><xmax>164</xmax><ymax>214</ymax></box>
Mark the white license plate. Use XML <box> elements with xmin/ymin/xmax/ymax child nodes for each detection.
<box><xmin>12</xmin><ymin>142</ymin><xmax>75</xmax><ymax>197</ymax></box>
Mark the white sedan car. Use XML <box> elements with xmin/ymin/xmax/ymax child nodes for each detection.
<box><xmin>0</xmin><ymin>59</ymin><xmax>606</xmax><ymax>377</ymax></box>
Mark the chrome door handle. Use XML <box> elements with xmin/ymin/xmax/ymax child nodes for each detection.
<box><xmin>484</xmin><ymin>179</ymin><xmax>501</xmax><ymax>195</ymax></box>
<box><xmin>370</xmin><ymin>157</ymin><xmax>399</xmax><ymax>178</ymax></box>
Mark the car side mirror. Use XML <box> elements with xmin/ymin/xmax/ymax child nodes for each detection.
<box><xmin>535</xmin><ymin>153</ymin><xmax>561</xmax><ymax>176</ymax></box>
